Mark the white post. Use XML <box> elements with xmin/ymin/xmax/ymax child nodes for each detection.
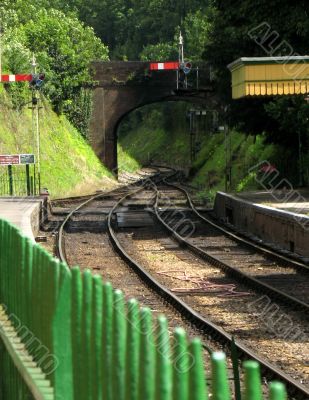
<box><xmin>179</xmin><ymin>31</ymin><xmax>184</xmax><ymax>64</ymax></box>
<box><xmin>31</xmin><ymin>54</ymin><xmax>41</xmax><ymax>192</ymax></box>
<box><xmin>178</xmin><ymin>32</ymin><xmax>187</xmax><ymax>88</ymax></box>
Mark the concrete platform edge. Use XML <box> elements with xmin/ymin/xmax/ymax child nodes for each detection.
<box><xmin>214</xmin><ymin>191</ymin><xmax>309</xmax><ymax>257</ymax></box>
<box><xmin>0</xmin><ymin>197</ymin><xmax>44</xmax><ymax>242</ymax></box>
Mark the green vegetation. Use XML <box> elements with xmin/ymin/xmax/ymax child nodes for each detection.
<box><xmin>191</xmin><ymin>132</ymin><xmax>292</xmax><ymax>200</ymax></box>
<box><xmin>203</xmin><ymin>0</ymin><xmax>309</xmax><ymax>185</ymax></box>
<box><xmin>0</xmin><ymin>91</ymin><xmax>114</xmax><ymax>198</ymax></box>
<box><xmin>1</xmin><ymin>0</ymin><xmax>308</xmax><ymax>197</ymax></box>
<box><xmin>117</xmin><ymin>145</ymin><xmax>141</xmax><ymax>173</ymax></box>
<box><xmin>119</xmin><ymin>125</ymin><xmax>190</xmax><ymax>168</ymax></box>
<box><xmin>1</xmin><ymin>2</ymin><xmax>108</xmax><ymax>136</ymax></box>
<box><xmin>118</xmin><ymin>103</ymin><xmax>296</xmax><ymax>201</ymax></box>
<box><xmin>0</xmin><ymin>1</ymin><xmax>112</xmax><ymax>198</ymax></box>
<box><xmin>118</xmin><ymin>103</ymin><xmax>191</xmax><ymax>168</ymax></box>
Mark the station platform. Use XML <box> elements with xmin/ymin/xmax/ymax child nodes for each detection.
<box><xmin>214</xmin><ymin>190</ymin><xmax>309</xmax><ymax>259</ymax></box>
<box><xmin>0</xmin><ymin>197</ymin><xmax>44</xmax><ymax>242</ymax></box>
<box><xmin>235</xmin><ymin>189</ymin><xmax>309</xmax><ymax>214</ymax></box>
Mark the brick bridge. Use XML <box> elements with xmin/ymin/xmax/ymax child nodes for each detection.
<box><xmin>89</xmin><ymin>61</ymin><xmax>215</xmax><ymax>173</ymax></box>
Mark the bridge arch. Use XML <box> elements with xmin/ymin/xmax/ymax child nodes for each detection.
<box><xmin>89</xmin><ymin>61</ymin><xmax>214</xmax><ymax>174</ymax></box>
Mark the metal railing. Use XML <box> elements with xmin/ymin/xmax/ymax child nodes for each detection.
<box><xmin>0</xmin><ymin>218</ymin><xmax>288</xmax><ymax>399</ymax></box>
<box><xmin>0</xmin><ymin>165</ymin><xmax>38</xmax><ymax>196</ymax></box>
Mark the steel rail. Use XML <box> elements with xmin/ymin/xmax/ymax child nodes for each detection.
<box><xmin>155</xmin><ymin>180</ymin><xmax>309</xmax><ymax>314</ymax></box>
<box><xmin>57</xmin><ymin>169</ymin><xmax>159</xmax><ymax>264</ymax></box>
<box><xmin>154</xmin><ymin>196</ymin><xmax>309</xmax><ymax>313</ymax></box>
<box><xmin>55</xmin><ymin>169</ymin><xmax>309</xmax><ymax>398</ymax></box>
<box><xmin>164</xmin><ymin>179</ymin><xmax>309</xmax><ymax>273</ymax></box>
<box><xmin>106</xmin><ymin>178</ymin><xmax>309</xmax><ymax>399</ymax></box>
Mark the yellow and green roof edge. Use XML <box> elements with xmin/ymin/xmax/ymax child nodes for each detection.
<box><xmin>228</xmin><ymin>56</ymin><xmax>309</xmax><ymax>99</ymax></box>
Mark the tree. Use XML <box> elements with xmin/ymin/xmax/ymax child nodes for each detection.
<box><xmin>204</xmin><ymin>0</ymin><xmax>309</xmax><ymax>151</ymax></box>
<box><xmin>70</xmin><ymin>0</ymin><xmax>209</xmax><ymax>59</ymax></box>
<box><xmin>8</xmin><ymin>8</ymin><xmax>109</xmax><ymax>134</ymax></box>
<box><xmin>140</xmin><ymin>43</ymin><xmax>178</xmax><ymax>61</ymax></box>
<box><xmin>183</xmin><ymin>10</ymin><xmax>212</xmax><ymax>61</ymax></box>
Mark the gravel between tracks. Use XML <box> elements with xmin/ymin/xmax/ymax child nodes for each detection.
<box><xmin>116</xmin><ymin>219</ymin><xmax>309</xmax><ymax>389</ymax></box>
<box><xmin>159</xmin><ymin>186</ymin><xmax>309</xmax><ymax>305</ymax></box>
<box><xmin>51</xmin><ymin>178</ymin><xmax>308</xmax><ymax>396</ymax></box>
<box><xmin>63</xmin><ymin>229</ymin><xmax>227</xmax><ymax>384</ymax></box>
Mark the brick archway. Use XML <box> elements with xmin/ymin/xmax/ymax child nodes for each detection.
<box><xmin>89</xmin><ymin>61</ymin><xmax>214</xmax><ymax>173</ymax></box>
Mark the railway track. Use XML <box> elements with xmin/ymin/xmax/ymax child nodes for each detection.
<box><xmin>55</xmin><ymin>169</ymin><xmax>309</xmax><ymax>399</ymax></box>
<box><xmin>164</xmin><ymin>178</ymin><xmax>309</xmax><ymax>270</ymax></box>
<box><xmin>154</xmin><ymin>181</ymin><xmax>309</xmax><ymax>311</ymax></box>
<box><xmin>56</xmin><ymin>168</ymin><xmax>160</xmax><ymax>260</ymax></box>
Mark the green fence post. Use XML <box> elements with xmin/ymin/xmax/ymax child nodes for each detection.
<box><xmin>139</xmin><ymin>307</ymin><xmax>155</xmax><ymax>400</ymax></box>
<box><xmin>81</xmin><ymin>270</ymin><xmax>93</xmax><ymax>400</ymax></box>
<box><xmin>172</xmin><ymin>328</ymin><xmax>189</xmax><ymax>400</ymax></box>
<box><xmin>19</xmin><ymin>235</ymin><xmax>27</xmax><ymax>326</ymax></box>
<box><xmin>211</xmin><ymin>352</ymin><xmax>230</xmax><ymax>400</ymax></box>
<box><xmin>29</xmin><ymin>245</ymin><xmax>39</xmax><ymax>347</ymax></box>
<box><xmin>52</xmin><ymin>265</ymin><xmax>73</xmax><ymax>400</ymax></box>
<box><xmin>1</xmin><ymin>221</ymin><xmax>10</xmax><ymax>306</ymax></box>
<box><xmin>0</xmin><ymin>219</ymin><xmax>4</xmax><ymax>302</ymax></box>
<box><xmin>269</xmin><ymin>382</ymin><xmax>287</xmax><ymax>400</ymax></box>
<box><xmin>155</xmin><ymin>315</ymin><xmax>172</xmax><ymax>400</ymax></box>
<box><xmin>43</xmin><ymin>253</ymin><xmax>57</xmax><ymax>369</ymax></box>
<box><xmin>10</xmin><ymin>226</ymin><xmax>18</xmax><ymax>323</ymax></box>
<box><xmin>189</xmin><ymin>338</ymin><xmax>208</xmax><ymax>400</ymax></box>
<box><xmin>5</xmin><ymin>222</ymin><xmax>12</xmax><ymax>312</ymax></box>
<box><xmin>36</xmin><ymin>246</ymin><xmax>45</xmax><ymax>350</ymax></box>
<box><xmin>34</xmin><ymin>248</ymin><xmax>46</xmax><ymax>361</ymax></box>
<box><xmin>102</xmin><ymin>282</ymin><xmax>114</xmax><ymax>400</ymax></box>
<box><xmin>49</xmin><ymin>257</ymin><xmax>60</xmax><ymax>378</ymax></box>
<box><xmin>231</xmin><ymin>337</ymin><xmax>241</xmax><ymax>400</ymax></box>
<box><xmin>125</xmin><ymin>298</ymin><xmax>140</xmax><ymax>400</ymax></box>
<box><xmin>19</xmin><ymin>237</ymin><xmax>28</xmax><ymax>328</ymax></box>
<box><xmin>0</xmin><ymin>219</ymin><xmax>5</xmax><ymax>303</ymax></box>
<box><xmin>243</xmin><ymin>361</ymin><xmax>263</xmax><ymax>400</ymax></box>
<box><xmin>71</xmin><ymin>267</ymin><xmax>83</xmax><ymax>399</ymax></box>
<box><xmin>24</xmin><ymin>239</ymin><xmax>34</xmax><ymax>329</ymax></box>
<box><xmin>113</xmin><ymin>289</ymin><xmax>127</xmax><ymax>400</ymax></box>
<box><xmin>11</xmin><ymin>225</ymin><xmax>19</xmax><ymax>395</ymax></box>
<box><xmin>92</xmin><ymin>275</ymin><xmax>103</xmax><ymax>400</ymax></box>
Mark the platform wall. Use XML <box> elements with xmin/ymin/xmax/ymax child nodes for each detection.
<box><xmin>214</xmin><ymin>192</ymin><xmax>309</xmax><ymax>257</ymax></box>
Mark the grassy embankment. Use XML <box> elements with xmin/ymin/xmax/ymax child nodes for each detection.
<box><xmin>0</xmin><ymin>88</ymin><xmax>115</xmax><ymax>198</ymax></box>
<box><xmin>118</xmin><ymin>103</ymin><xmax>294</xmax><ymax>201</ymax></box>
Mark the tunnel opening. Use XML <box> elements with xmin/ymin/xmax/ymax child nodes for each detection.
<box><xmin>117</xmin><ymin>101</ymin><xmax>218</xmax><ymax>174</ymax></box>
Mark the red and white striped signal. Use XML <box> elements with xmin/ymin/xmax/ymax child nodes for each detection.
<box><xmin>0</xmin><ymin>74</ymin><xmax>33</xmax><ymax>82</ymax></box>
<box><xmin>150</xmin><ymin>62</ymin><xmax>180</xmax><ymax>71</ymax></box>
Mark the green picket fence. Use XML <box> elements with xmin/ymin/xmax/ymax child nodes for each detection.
<box><xmin>0</xmin><ymin>218</ymin><xmax>288</xmax><ymax>399</ymax></box>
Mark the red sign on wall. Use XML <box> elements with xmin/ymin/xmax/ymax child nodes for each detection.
<box><xmin>0</xmin><ymin>155</ymin><xmax>20</xmax><ymax>165</ymax></box>
<box><xmin>150</xmin><ymin>62</ymin><xmax>180</xmax><ymax>70</ymax></box>
<box><xmin>0</xmin><ymin>74</ymin><xmax>33</xmax><ymax>82</ymax></box>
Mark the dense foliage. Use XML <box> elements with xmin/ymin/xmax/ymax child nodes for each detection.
<box><xmin>204</xmin><ymin>0</ymin><xmax>309</xmax><ymax>165</ymax></box>
<box><xmin>1</xmin><ymin>0</ymin><xmax>309</xmax><ymax>182</ymax></box>
<box><xmin>73</xmin><ymin>0</ymin><xmax>208</xmax><ymax>60</ymax></box>
<box><xmin>1</xmin><ymin>2</ymin><xmax>108</xmax><ymax>136</ymax></box>
<box><xmin>3</xmin><ymin>0</ymin><xmax>210</xmax><ymax>61</ymax></box>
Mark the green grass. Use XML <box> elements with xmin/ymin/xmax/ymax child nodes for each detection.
<box><xmin>118</xmin><ymin>144</ymin><xmax>141</xmax><ymax>172</ymax></box>
<box><xmin>0</xmin><ymin>92</ymin><xmax>115</xmax><ymax>198</ymax></box>
<box><xmin>118</xmin><ymin>123</ymin><xmax>190</xmax><ymax>169</ymax></box>
<box><xmin>191</xmin><ymin>131</ymin><xmax>291</xmax><ymax>199</ymax></box>
<box><xmin>118</xmin><ymin>104</ymin><xmax>295</xmax><ymax>202</ymax></box>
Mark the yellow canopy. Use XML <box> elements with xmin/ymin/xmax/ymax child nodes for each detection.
<box><xmin>227</xmin><ymin>56</ymin><xmax>309</xmax><ymax>99</ymax></box>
